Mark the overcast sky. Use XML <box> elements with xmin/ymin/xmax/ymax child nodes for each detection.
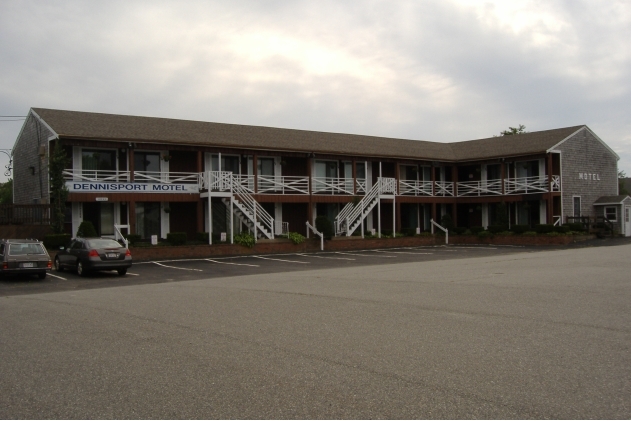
<box><xmin>1</xmin><ymin>0</ymin><xmax>630</xmax><ymax>182</ymax></box>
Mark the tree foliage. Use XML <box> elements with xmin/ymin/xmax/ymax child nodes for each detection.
<box><xmin>0</xmin><ymin>179</ymin><xmax>12</xmax><ymax>204</ymax></box>
<box><xmin>49</xmin><ymin>141</ymin><xmax>70</xmax><ymax>234</ymax></box>
<box><xmin>499</xmin><ymin>124</ymin><xmax>527</xmax><ymax>136</ymax></box>
<box><xmin>619</xmin><ymin>170</ymin><xmax>629</xmax><ymax>195</ymax></box>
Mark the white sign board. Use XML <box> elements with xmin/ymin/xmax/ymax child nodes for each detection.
<box><xmin>220</xmin><ymin>232</ymin><xmax>227</xmax><ymax>242</ymax></box>
<box><xmin>67</xmin><ymin>182</ymin><xmax>199</xmax><ymax>193</ymax></box>
<box><xmin>151</xmin><ymin>235</ymin><xmax>158</xmax><ymax>245</ymax></box>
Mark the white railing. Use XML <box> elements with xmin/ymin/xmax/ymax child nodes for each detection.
<box><xmin>399</xmin><ymin>180</ymin><xmax>433</xmax><ymax>196</ymax></box>
<box><xmin>201</xmin><ymin>171</ymin><xmax>233</xmax><ymax>191</ymax></box>
<box><xmin>311</xmin><ymin>177</ymin><xmax>355</xmax><ymax>194</ymax></box>
<box><xmin>341</xmin><ymin>177</ymin><xmax>395</xmax><ymax>237</ymax></box>
<box><xmin>258</xmin><ymin>176</ymin><xmax>309</xmax><ymax>194</ymax></box>
<box><xmin>550</xmin><ymin>175</ymin><xmax>561</xmax><ymax>192</ymax></box>
<box><xmin>430</xmin><ymin>218</ymin><xmax>448</xmax><ymax>244</ymax></box>
<box><xmin>504</xmin><ymin>176</ymin><xmax>549</xmax><ymax>194</ymax></box>
<box><xmin>335</xmin><ymin>201</ymin><xmax>356</xmax><ymax>235</ymax></box>
<box><xmin>229</xmin><ymin>173</ymin><xmax>275</xmax><ymax>240</ymax></box>
<box><xmin>434</xmin><ymin>181</ymin><xmax>454</xmax><ymax>196</ymax></box>
<box><xmin>355</xmin><ymin>178</ymin><xmax>367</xmax><ymax>194</ymax></box>
<box><xmin>553</xmin><ymin>215</ymin><xmax>561</xmax><ymax>226</ymax></box>
<box><xmin>456</xmin><ymin>179</ymin><xmax>503</xmax><ymax>196</ymax></box>
<box><xmin>306</xmin><ymin>221</ymin><xmax>324</xmax><ymax>251</ymax></box>
<box><xmin>114</xmin><ymin>224</ymin><xmax>130</xmax><ymax>248</ymax></box>
<box><xmin>134</xmin><ymin>171</ymin><xmax>199</xmax><ymax>184</ymax></box>
<box><xmin>63</xmin><ymin>169</ymin><xmax>130</xmax><ymax>182</ymax></box>
<box><xmin>380</xmin><ymin>177</ymin><xmax>397</xmax><ymax>194</ymax></box>
<box><xmin>234</xmin><ymin>174</ymin><xmax>255</xmax><ymax>193</ymax></box>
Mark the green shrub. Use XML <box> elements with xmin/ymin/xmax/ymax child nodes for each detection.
<box><xmin>470</xmin><ymin>226</ymin><xmax>484</xmax><ymax>234</ymax></box>
<box><xmin>381</xmin><ymin>229</ymin><xmax>393</xmax><ymax>237</ymax></box>
<box><xmin>76</xmin><ymin>220</ymin><xmax>97</xmax><ymax>237</ymax></box>
<box><xmin>453</xmin><ymin>227</ymin><xmax>467</xmax><ymax>235</ymax></box>
<box><xmin>463</xmin><ymin>229</ymin><xmax>472</xmax><ymax>235</ymax></box>
<box><xmin>166</xmin><ymin>232</ymin><xmax>187</xmax><ymax>245</ymax></box>
<box><xmin>287</xmin><ymin>232</ymin><xmax>306</xmax><ymax>245</ymax></box>
<box><xmin>535</xmin><ymin>224</ymin><xmax>554</xmax><ymax>234</ymax></box>
<box><xmin>126</xmin><ymin>234</ymin><xmax>141</xmax><ymax>245</ymax></box>
<box><xmin>196</xmin><ymin>232</ymin><xmax>209</xmax><ymax>242</ymax></box>
<box><xmin>523</xmin><ymin>231</ymin><xmax>537</xmax><ymax>236</ymax></box>
<box><xmin>401</xmin><ymin>228</ymin><xmax>417</xmax><ymax>237</ymax></box>
<box><xmin>43</xmin><ymin>233</ymin><xmax>71</xmax><ymax>249</ymax></box>
<box><xmin>546</xmin><ymin>231</ymin><xmax>562</xmax><ymax>236</ymax></box>
<box><xmin>440</xmin><ymin>214</ymin><xmax>455</xmax><ymax>231</ymax></box>
<box><xmin>234</xmin><ymin>232</ymin><xmax>255</xmax><ymax>248</ymax></box>
<box><xmin>477</xmin><ymin>230</ymin><xmax>492</xmax><ymax>238</ymax></box>
<box><xmin>567</xmin><ymin>223</ymin><xmax>585</xmax><ymax>232</ymax></box>
<box><xmin>553</xmin><ymin>225</ymin><xmax>570</xmax><ymax>234</ymax></box>
<box><xmin>487</xmin><ymin>225</ymin><xmax>505</xmax><ymax>234</ymax></box>
<box><xmin>315</xmin><ymin>216</ymin><xmax>334</xmax><ymax>240</ymax></box>
<box><xmin>499</xmin><ymin>231</ymin><xmax>513</xmax><ymax>235</ymax></box>
<box><xmin>511</xmin><ymin>224</ymin><xmax>530</xmax><ymax>234</ymax></box>
<box><xmin>419</xmin><ymin>231</ymin><xmax>432</xmax><ymax>236</ymax></box>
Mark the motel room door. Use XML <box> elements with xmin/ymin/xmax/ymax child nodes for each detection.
<box><xmin>625</xmin><ymin>206</ymin><xmax>631</xmax><ymax>237</ymax></box>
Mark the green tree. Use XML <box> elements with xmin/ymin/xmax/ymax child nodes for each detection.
<box><xmin>499</xmin><ymin>124</ymin><xmax>527</xmax><ymax>136</ymax></box>
<box><xmin>619</xmin><ymin>170</ymin><xmax>629</xmax><ymax>195</ymax></box>
<box><xmin>0</xmin><ymin>179</ymin><xmax>12</xmax><ymax>204</ymax></box>
<box><xmin>49</xmin><ymin>141</ymin><xmax>70</xmax><ymax>234</ymax></box>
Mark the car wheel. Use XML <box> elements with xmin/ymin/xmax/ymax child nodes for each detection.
<box><xmin>117</xmin><ymin>268</ymin><xmax>127</xmax><ymax>276</ymax></box>
<box><xmin>77</xmin><ymin>261</ymin><xmax>87</xmax><ymax>277</ymax></box>
<box><xmin>38</xmin><ymin>272</ymin><xmax>47</xmax><ymax>279</ymax></box>
<box><xmin>54</xmin><ymin>257</ymin><xmax>64</xmax><ymax>272</ymax></box>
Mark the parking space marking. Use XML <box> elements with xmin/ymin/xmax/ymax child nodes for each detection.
<box><xmin>205</xmin><ymin>259</ymin><xmax>260</xmax><ymax>267</ymax></box>
<box><xmin>297</xmin><ymin>253</ymin><xmax>355</xmax><ymax>261</ymax></box>
<box><xmin>151</xmin><ymin>262</ymin><xmax>203</xmax><ymax>271</ymax></box>
<box><xmin>47</xmin><ymin>273</ymin><xmax>67</xmax><ymax>280</ymax></box>
<box><xmin>125</xmin><ymin>272</ymin><xmax>140</xmax><ymax>276</ymax></box>
<box><xmin>252</xmin><ymin>256</ymin><xmax>310</xmax><ymax>264</ymax></box>
<box><xmin>448</xmin><ymin>246</ymin><xmax>498</xmax><ymax>250</ymax></box>
<box><xmin>335</xmin><ymin>252</ymin><xmax>397</xmax><ymax>258</ymax></box>
<box><xmin>373</xmin><ymin>249</ymin><xmax>433</xmax><ymax>255</ymax></box>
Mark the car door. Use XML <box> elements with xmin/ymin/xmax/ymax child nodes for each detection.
<box><xmin>67</xmin><ymin>240</ymin><xmax>86</xmax><ymax>267</ymax></box>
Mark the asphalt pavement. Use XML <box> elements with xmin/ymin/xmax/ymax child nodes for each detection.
<box><xmin>1</xmin><ymin>240</ymin><xmax>630</xmax><ymax>418</ymax></box>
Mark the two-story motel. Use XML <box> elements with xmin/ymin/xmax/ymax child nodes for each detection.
<box><xmin>12</xmin><ymin>108</ymin><xmax>631</xmax><ymax>240</ymax></box>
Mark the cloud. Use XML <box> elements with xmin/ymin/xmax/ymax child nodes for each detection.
<box><xmin>0</xmin><ymin>0</ymin><xmax>630</xmax><ymax>183</ymax></box>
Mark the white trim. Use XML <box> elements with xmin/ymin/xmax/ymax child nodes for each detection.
<box><xmin>572</xmin><ymin>195</ymin><xmax>581</xmax><ymax>217</ymax></box>
<box><xmin>547</xmin><ymin>126</ymin><xmax>620</xmax><ymax>160</ymax></box>
<box><xmin>604</xmin><ymin>206</ymin><xmax>617</xmax><ymax>222</ymax></box>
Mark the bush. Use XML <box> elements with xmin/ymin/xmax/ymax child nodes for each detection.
<box><xmin>287</xmin><ymin>232</ymin><xmax>306</xmax><ymax>245</ymax></box>
<box><xmin>453</xmin><ymin>227</ymin><xmax>467</xmax><ymax>235</ymax></box>
<box><xmin>401</xmin><ymin>228</ymin><xmax>417</xmax><ymax>237</ymax></box>
<box><xmin>315</xmin><ymin>216</ymin><xmax>334</xmax><ymax>240</ymax></box>
<box><xmin>487</xmin><ymin>225</ymin><xmax>505</xmax><ymax>234</ymax></box>
<box><xmin>126</xmin><ymin>234</ymin><xmax>142</xmax><ymax>245</ymax></box>
<box><xmin>553</xmin><ymin>225</ymin><xmax>570</xmax><ymax>234</ymax></box>
<box><xmin>511</xmin><ymin>224</ymin><xmax>530</xmax><ymax>235</ymax></box>
<box><xmin>567</xmin><ymin>223</ymin><xmax>585</xmax><ymax>232</ymax></box>
<box><xmin>234</xmin><ymin>232</ymin><xmax>255</xmax><ymax>248</ymax></box>
<box><xmin>534</xmin><ymin>224</ymin><xmax>554</xmax><ymax>234</ymax></box>
<box><xmin>477</xmin><ymin>230</ymin><xmax>492</xmax><ymax>238</ymax></box>
<box><xmin>440</xmin><ymin>214</ymin><xmax>455</xmax><ymax>231</ymax></box>
<box><xmin>76</xmin><ymin>220</ymin><xmax>97</xmax><ymax>237</ymax></box>
<box><xmin>523</xmin><ymin>231</ymin><xmax>537</xmax><ymax>236</ymax></box>
<box><xmin>470</xmin><ymin>226</ymin><xmax>484</xmax><ymax>235</ymax></box>
<box><xmin>463</xmin><ymin>229</ymin><xmax>472</xmax><ymax>235</ymax></box>
<box><xmin>43</xmin><ymin>234</ymin><xmax>71</xmax><ymax>249</ymax></box>
<box><xmin>196</xmin><ymin>232</ymin><xmax>209</xmax><ymax>242</ymax></box>
<box><xmin>166</xmin><ymin>232</ymin><xmax>187</xmax><ymax>246</ymax></box>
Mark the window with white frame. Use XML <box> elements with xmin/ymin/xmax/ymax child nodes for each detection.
<box><xmin>604</xmin><ymin>206</ymin><xmax>617</xmax><ymax>222</ymax></box>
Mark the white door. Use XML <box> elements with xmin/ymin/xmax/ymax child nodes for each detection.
<box><xmin>625</xmin><ymin>206</ymin><xmax>631</xmax><ymax>237</ymax></box>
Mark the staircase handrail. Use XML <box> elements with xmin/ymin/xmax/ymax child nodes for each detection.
<box><xmin>231</xmin><ymin>174</ymin><xmax>275</xmax><ymax>239</ymax></box>
<box><xmin>343</xmin><ymin>177</ymin><xmax>393</xmax><ymax>236</ymax></box>
<box><xmin>306</xmin><ymin>221</ymin><xmax>324</xmax><ymax>251</ymax></box>
<box><xmin>114</xmin><ymin>224</ymin><xmax>129</xmax><ymax>248</ymax></box>
<box><xmin>430</xmin><ymin>218</ymin><xmax>448</xmax><ymax>244</ymax></box>
<box><xmin>335</xmin><ymin>201</ymin><xmax>355</xmax><ymax>235</ymax></box>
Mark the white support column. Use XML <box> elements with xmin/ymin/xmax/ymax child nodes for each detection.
<box><xmin>378</xmin><ymin>199</ymin><xmax>381</xmax><ymax>238</ymax></box>
<box><xmin>72</xmin><ymin>202</ymin><xmax>82</xmax><ymax>237</ymax></box>
<box><xmin>482</xmin><ymin>203</ymin><xmax>489</xmax><ymax>229</ymax></box>
<box><xmin>540</xmin><ymin>200</ymin><xmax>547</xmax><ymax>224</ymax></box>
<box><xmin>392</xmin><ymin>197</ymin><xmax>396</xmax><ymax>238</ymax></box>
<box><xmin>208</xmin><ymin>197</ymin><xmax>212</xmax><ymax>245</ymax></box>
<box><xmin>230</xmin><ymin>197</ymin><xmax>234</xmax><ymax>244</ymax></box>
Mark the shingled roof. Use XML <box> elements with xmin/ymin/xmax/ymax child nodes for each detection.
<box><xmin>31</xmin><ymin>108</ymin><xmax>586</xmax><ymax>162</ymax></box>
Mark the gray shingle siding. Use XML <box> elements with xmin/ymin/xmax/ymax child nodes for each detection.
<box><xmin>552</xmin><ymin>128</ymin><xmax>618</xmax><ymax>220</ymax></box>
<box><xmin>13</xmin><ymin>115</ymin><xmax>52</xmax><ymax>204</ymax></box>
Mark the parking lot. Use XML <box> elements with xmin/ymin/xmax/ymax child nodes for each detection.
<box><xmin>1</xmin><ymin>239</ymin><xmax>630</xmax><ymax>418</ymax></box>
<box><xmin>0</xmin><ymin>244</ymin><xmax>534</xmax><ymax>297</ymax></box>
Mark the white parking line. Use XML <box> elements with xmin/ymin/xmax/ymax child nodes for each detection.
<box><xmin>252</xmin><ymin>256</ymin><xmax>310</xmax><ymax>264</ymax></box>
<box><xmin>125</xmin><ymin>272</ymin><xmax>140</xmax><ymax>276</ymax></box>
<box><xmin>151</xmin><ymin>262</ymin><xmax>203</xmax><ymax>271</ymax></box>
<box><xmin>335</xmin><ymin>252</ymin><xmax>397</xmax><ymax>258</ymax></box>
<box><xmin>448</xmin><ymin>246</ymin><xmax>498</xmax><ymax>250</ymax></box>
<box><xmin>297</xmin><ymin>253</ymin><xmax>355</xmax><ymax>261</ymax></box>
<box><xmin>205</xmin><ymin>259</ymin><xmax>259</xmax><ymax>267</ymax></box>
<box><xmin>373</xmin><ymin>249</ymin><xmax>433</xmax><ymax>255</ymax></box>
<box><xmin>47</xmin><ymin>273</ymin><xmax>67</xmax><ymax>280</ymax></box>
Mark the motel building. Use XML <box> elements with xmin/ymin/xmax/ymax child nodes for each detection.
<box><xmin>11</xmin><ymin>108</ymin><xmax>631</xmax><ymax>241</ymax></box>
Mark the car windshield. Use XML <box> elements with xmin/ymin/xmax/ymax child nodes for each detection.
<box><xmin>87</xmin><ymin>239</ymin><xmax>124</xmax><ymax>249</ymax></box>
<box><xmin>9</xmin><ymin>243</ymin><xmax>46</xmax><ymax>255</ymax></box>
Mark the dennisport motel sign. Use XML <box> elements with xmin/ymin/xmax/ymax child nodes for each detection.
<box><xmin>67</xmin><ymin>182</ymin><xmax>200</xmax><ymax>193</ymax></box>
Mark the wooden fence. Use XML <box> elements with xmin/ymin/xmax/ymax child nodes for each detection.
<box><xmin>0</xmin><ymin>204</ymin><xmax>51</xmax><ymax>225</ymax></box>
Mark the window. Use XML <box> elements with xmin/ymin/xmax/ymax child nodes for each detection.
<box><xmin>573</xmin><ymin>196</ymin><xmax>581</xmax><ymax>217</ymax></box>
<box><xmin>604</xmin><ymin>206</ymin><xmax>617</xmax><ymax>222</ymax></box>
<box><xmin>134</xmin><ymin>152</ymin><xmax>160</xmax><ymax>173</ymax></box>
<box><xmin>82</xmin><ymin>149</ymin><xmax>116</xmax><ymax>171</ymax></box>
